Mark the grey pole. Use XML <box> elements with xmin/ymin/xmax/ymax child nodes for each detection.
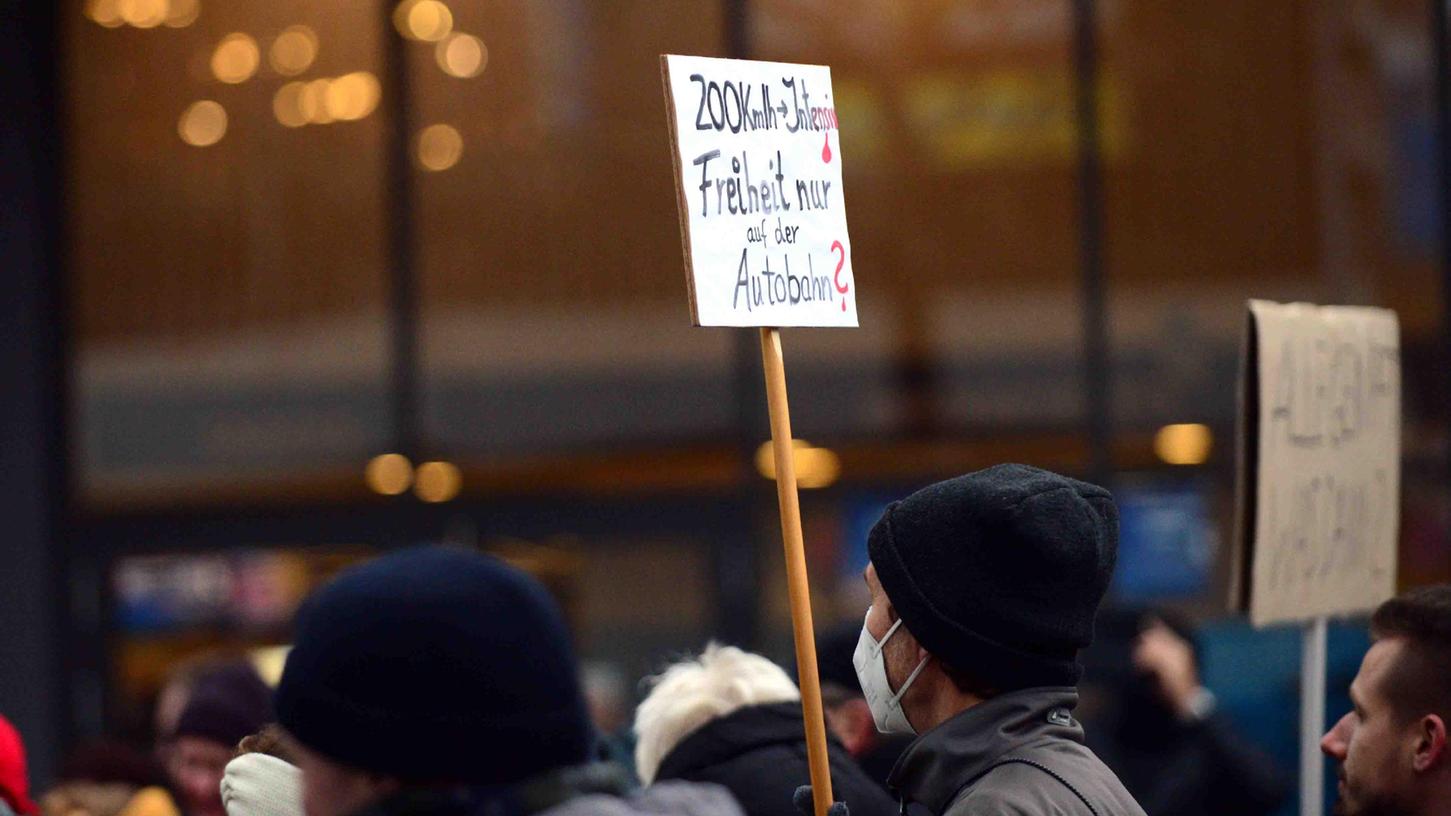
<box><xmin>1071</xmin><ymin>0</ymin><xmax>1114</xmax><ymax>485</ymax></box>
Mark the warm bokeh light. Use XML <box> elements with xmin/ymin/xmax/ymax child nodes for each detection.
<box><xmin>414</xmin><ymin>461</ymin><xmax>462</xmax><ymax>503</ymax></box>
<box><xmin>302</xmin><ymin>78</ymin><xmax>334</xmax><ymax>124</ymax></box>
<box><xmin>269</xmin><ymin>25</ymin><xmax>318</xmax><ymax>76</ymax></box>
<box><xmin>177</xmin><ymin>100</ymin><xmax>227</xmax><ymax>147</ymax></box>
<box><xmin>248</xmin><ymin>645</ymin><xmax>291</xmax><ymax>687</ymax></box>
<box><xmin>274</xmin><ymin>74</ymin><xmax>380</xmax><ymax>127</ymax></box>
<box><xmin>1154</xmin><ymin>423</ymin><xmax>1213</xmax><ymax>465</ymax></box>
<box><xmin>324</xmin><ymin>71</ymin><xmax>381</xmax><ymax>122</ymax></box>
<box><xmin>272</xmin><ymin>81</ymin><xmax>309</xmax><ymax>128</ymax></box>
<box><xmin>364</xmin><ymin>453</ymin><xmax>413</xmax><ymax>495</ymax></box>
<box><xmin>87</xmin><ymin>0</ymin><xmax>125</xmax><ymax>28</ymax></box>
<box><xmin>211</xmin><ymin>33</ymin><xmax>260</xmax><ymax>84</ymax></box>
<box><xmin>754</xmin><ymin>439</ymin><xmax>842</xmax><ymax>489</ymax></box>
<box><xmin>796</xmin><ymin>446</ymin><xmax>841</xmax><ymax>488</ymax></box>
<box><xmin>118</xmin><ymin>0</ymin><xmax>167</xmax><ymax>28</ymax></box>
<box><xmin>417</xmin><ymin>123</ymin><xmax>463</xmax><ymax>171</ymax></box>
<box><xmin>164</xmin><ymin>0</ymin><xmax>199</xmax><ymax>28</ymax></box>
<box><xmin>393</xmin><ymin>0</ymin><xmax>453</xmax><ymax>42</ymax></box>
<box><xmin>435</xmin><ymin>32</ymin><xmax>487</xmax><ymax>78</ymax></box>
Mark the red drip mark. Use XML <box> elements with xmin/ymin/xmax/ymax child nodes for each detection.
<box><xmin>831</xmin><ymin>240</ymin><xmax>847</xmax><ymax>311</ymax></box>
<box><xmin>822</xmin><ymin>131</ymin><xmax>833</xmax><ymax>163</ymax></box>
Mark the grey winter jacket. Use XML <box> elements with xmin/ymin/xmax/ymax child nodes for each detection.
<box><xmin>544</xmin><ymin>781</ymin><xmax>744</xmax><ymax>816</ymax></box>
<box><xmin>349</xmin><ymin>770</ymin><xmax>743</xmax><ymax>816</ymax></box>
<box><xmin>888</xmin><ymin>688</ymin><xmax>1146</xmax><ymax>816</ymax></box>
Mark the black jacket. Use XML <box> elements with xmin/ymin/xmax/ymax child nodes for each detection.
<box><xmin>654</xmin><ymin>702</ymin><xmax>898</xmax><ymax>816</ymax></box>
<box><xmin>1091</xmin><ymin>708</ymin><xmax>1291</xmax><ymax>816</ymax></box>
<box><xmin>889</xmin><ymin>688</ymin><xmax>1147</xmax><ymax>816</ymax></box>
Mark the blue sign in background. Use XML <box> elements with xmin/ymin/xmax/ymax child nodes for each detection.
<box><xmin>1111</xmin><ymin>479</ymin><xmax>1217</xmax><ymax>602</ymax></box>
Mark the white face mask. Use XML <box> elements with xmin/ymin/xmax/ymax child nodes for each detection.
<box><xmin>852</xmin><ymin>608</ymin><xmax>930</xmax><ymax>736</ymax></box>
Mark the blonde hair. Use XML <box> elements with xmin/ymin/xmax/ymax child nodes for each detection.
<box><xmin>633</xmin><ymin>643</ymin><xmax>800</xmax><ymax>785</ymax></box>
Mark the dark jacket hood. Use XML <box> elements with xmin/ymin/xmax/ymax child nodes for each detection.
<box><xmin>653</xmin><ymin>702</ymin><xmax>898</xmax><ymax>816</ymax></box>
<box><xmin>657</xmin><ymin>702</ymin><xmax>817</xmax><ymax>780</ymax></box>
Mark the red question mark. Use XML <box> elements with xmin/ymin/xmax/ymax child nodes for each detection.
<box><xmin>831</xmin><ymin>240</ymin><xmax>848</xmax><ymax>312</ymax></box>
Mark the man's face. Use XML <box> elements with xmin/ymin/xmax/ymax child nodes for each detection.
<box><xmin>285</xmin><ymin>734</ymin><xmax>397</xmax><ymax>816</ymax></box>
<box><xmin>863</xmin><ymin>564</ymin><xmax>925</xmax><ymax>711</ymax></box>
<box><xmin>169</xmin><ymin>737</ymin><xmax>231</xmax><ymax>816</ymax></box>
<box><xmin>1321</xmin><ymin>638</ymin><xmax>1417</xmax><ymax>816</ymax></box>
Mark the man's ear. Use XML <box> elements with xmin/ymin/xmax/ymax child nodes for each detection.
<box><xmin>1412</xmin><ymin>714</ymin><xmax>1447</xmax><ymax>773</ymax></box>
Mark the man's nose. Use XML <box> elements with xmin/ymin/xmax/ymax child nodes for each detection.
<box><xmin>1321</xmin><ymin>714</ymin><xmax>1350</xmax><ymax>759</ymax></box>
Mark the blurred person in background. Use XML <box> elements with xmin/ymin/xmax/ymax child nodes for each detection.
<box><xmin>1087</xmin><ymin>611</ymin><xmax>1288</xmax><ymax>816</ymax></box>
<box><xmin>1321</xmin><ymin>585</ymin><xmax>1451</xmax><ymax>816</ymax></box>
<box><xmin>156</xmin><ymin>662</ymin><xmax>272</xmax><ymax>771</ymax></box>
<box><xmin>168</xmin><ymin>670</ymin><xmax>273</xmax><ymax>816</ymax></box>
<box><xmin>41</xmin><ymin>739</ymin><xmax>178</xmax><ymax>816</ymax></box>
<box><xmin>221</xmin><ymin>726</ymin><xmax>302</xmax><ymax>816</ymax></box>
<box><xmin>0</xmin><ymin>715</ymin><xmax>38</xmax><ymax>816</ymax></box>
<box><xmin>273</xmin><ymin>545</ymin><xmax>743</xmax><ymax>816</ymax></box>
<box><xmin>633</xmin><ymin>643</ymin><xmax>894</xmax><ymax>816</ymax></box>
<box><xmin>815</xmin><ymin>624</ymin><xmax>912</xmax><ymax>791</ymax></box>
<box><xmin>850</xmin><ymin>465</ymin><xmax>1145</xmax><ymax>816</ymax></box>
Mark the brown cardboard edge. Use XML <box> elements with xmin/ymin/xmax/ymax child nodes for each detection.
<box><xmin>660</xmin><ymin>55</ymin><xmax>703</xmax><ymax>327</ymax></box>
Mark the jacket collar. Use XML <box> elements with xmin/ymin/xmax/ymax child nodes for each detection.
<box><xmin>887</xmin><ymin>687</ymin><xmax>1082</xmax><ymax>814</ymax></box>
<box><xmin>655</xmin><ymin>702</ymin><xmax>813</xmax><ymax>781</ymax></box>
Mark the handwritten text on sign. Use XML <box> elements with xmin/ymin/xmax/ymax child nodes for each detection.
<box><xmin>662</xmin><ymin>55</ymin><xmax>856</xmax><ymax>327</ymax></box>
<box><xmin>1245</xmin><ymin>301</ymin><xmax>1400</xmax><ymax>626</ymax></box>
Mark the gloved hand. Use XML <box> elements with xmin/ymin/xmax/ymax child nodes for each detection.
<box><xmin>793</xmin><ymin>786</ymin><xmax>849</xmax><ymax>816</ymax></box>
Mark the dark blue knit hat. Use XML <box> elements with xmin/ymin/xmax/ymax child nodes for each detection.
<box><xmin>275</xmin><ymin>546</ymin><xmax>592</xmax><ymax>784</ymax></box>
<box><xmin>173</xmin><ymin>662</ymin><xmax>272</xmax><ymax>750</ymax></box>
<box><xmin>867</xmin><ymin>464</ymin><xmax>1118</xmax><ymax>691</ymax></box>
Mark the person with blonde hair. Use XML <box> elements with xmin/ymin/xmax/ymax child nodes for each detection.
<box><xmin>634</xmin><ymin>644</ymin><xmax>894</xmax><ymax>816</ymax></box>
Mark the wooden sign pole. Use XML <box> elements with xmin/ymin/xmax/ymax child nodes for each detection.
<box><xmin>759</xmin><ymin>327</ymin><xmax>835</xmax><ymax>816</ymax></box>
<box><xmin>661</xmin><ymin>54</ymin><xmax>853</xmax><ymax>816</ymax></box>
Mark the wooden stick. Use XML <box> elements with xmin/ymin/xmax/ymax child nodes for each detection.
<box><xmin>758</xmin><ymin>327</ymin><xmax>834</xmax><ymax>816</ymax></box>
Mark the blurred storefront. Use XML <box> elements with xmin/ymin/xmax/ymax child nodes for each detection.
<box><xmin>2</xmin><ymin>0</ymin><xmax>1448</xmax><ymax>805</ymax></box>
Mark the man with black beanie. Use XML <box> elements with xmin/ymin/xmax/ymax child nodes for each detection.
<box><xmin>853</xmin><ymin>464</ymin><xmax>1145</xmax><ymax>816</ymax></box>
<box><xmin>274</xmin><ymin>545</ymin><xmax>742</xmax><ymax>816</ymax></box>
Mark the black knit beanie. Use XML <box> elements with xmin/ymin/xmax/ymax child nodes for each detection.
<box><xmin>867</xmin><ymin>464</ymin><xmax>1118</xmax><ymax>692</ymax></box>
<box><xmin>275</xmin><ymin>546</ymin><xmax>592</xmax><ymax>785</ymax></box>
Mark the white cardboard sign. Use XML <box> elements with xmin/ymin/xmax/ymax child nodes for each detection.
<box><xmin>1234</xmin><ymin>300</ymin><xmax>1401</xmax><ymax>626</ymax></box>
<box><xmin>661</xmin><ymin>54</ymin><xmax>857</xmax><ymax>328</ymax></box>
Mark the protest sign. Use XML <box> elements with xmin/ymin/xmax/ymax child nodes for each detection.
<box><xmin>661</xmin><ymin>54</ymin><xmax>859</xmax><ymax>816</ymax></box>
<box><xmin>1233</xmin><ymin>300</ymin><xmax>1401</xmax><ymax>626</ymax></box>
<box><xmin>661</xmin><ymin>54</ymin><xmax>856</xmax><ymax>327</ymax></box>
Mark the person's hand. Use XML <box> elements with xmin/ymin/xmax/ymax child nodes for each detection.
<box><xmin>793</xmin><ymin>786</ymin><xmax>848</xmax><ymax>816</ymax></box>
<box><xmin>1132</xmin><ymin>619</ymin><xmax>1201</xmax><ymax>717</ymax></box>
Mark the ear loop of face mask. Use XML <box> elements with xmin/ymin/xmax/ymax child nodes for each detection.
<box><xmin>875</xmin><ymin>613</ymin><xmax>930</xmax><ymax>706</ymax></box>
<box><xmin>892</xmin><ymin>645</ymin><xmax>930</xmax><ymax>705</ymax></box>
